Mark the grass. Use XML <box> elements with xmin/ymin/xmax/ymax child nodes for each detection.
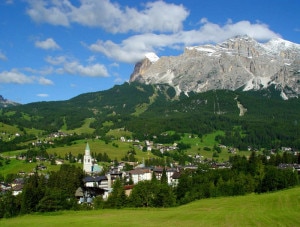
<box><xmin>1</xmin><ymin>187</ymin><xmax>299</xmax><ymax>226</ymax></box>
<box><xmin>0</xmin><ymin>122</ymin><xmax>44</xmax><ymax>141</ymax></box>
<box><xmin>46</xmin><ymin>139</ymin><xmax>153</xmax><ymax>161</ymax></box>
<box><xmin>106</xmin><ymin>128</ymin><xmax>133</xmax><ymax>139</ymax></box>
<box><xmin>0</xmin><ymin>158</ymin><xmax>62</xmax><ymax>176</ymax></box>
<box><xmin>179</xmin><ymin>131</ymin><xmax>252</xmax><ymax>162</ymax></box>
<box><xmin>62</xmin><ymin>118</ymin><xmax>95</xmax><ymax>135</ymax></box>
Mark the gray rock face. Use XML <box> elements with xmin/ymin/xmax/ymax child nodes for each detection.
<box><xmin>0</xmin><ymin>95</ymin><xmax>20</xmax><ymax>108</ymax></box>
<box><xmin>130</xmin><ymin>35</ymin><xmax>300</xmax><ymax>99</ymax></box>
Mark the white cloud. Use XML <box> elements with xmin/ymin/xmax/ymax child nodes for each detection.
<box><xmin>89</xmin><ymin>19</ymin><xmax>280</xmax><ymax>63</ymax></box>
<box><xmin>37</xmin><ymin>93</ymin><xmax>49</xmax><ymax>97</ymax></box>
<box><xmin>27</xmin><ymin>0</ymin><xmax>70</xmax><ymax>26</ymax></box>
<box><xmin>63</xmin><ymin>61</ymin><xmax>108</xmax><ymax>77</ymax></box>
<box><xmin>0</xmin><ymin>69</ymin><xmax>54</xmax><ymax>85</ymax></box>
<box><xmin>45</xmin><ymin>55</ymin><xmax>67</xmax><ymax>65</ymax></box>
<box><xmin>109</xmin><ymin>62</ymin><xmax>119</xmax><ymax>68</ymax></box>
<box><xmin>0</xmin><ymin>51</ymin><xmax>7</xmax><ymax>61</ymax></box>
<box><xmin>192</xmin><ymin>19</ymin><xmax>280</xmax><ymax>43</ymax></box>
<box><xmin>0</xmin><ymin>70</ymin><xmax>34</xmax><ymax>84</ymax></box>
<box><xmin>35</xmin><ymin>38</ymin><xmax>60</xmax><ymax>50</ymax></box>
<box><xmin>45</xmin><ymin>55</ymin><xmax>108</xmax><ymax>77</ymax></box>
<box><xmin>24</xmin><ymin>66</ymin><xmax>54</xmax><ymax>76</ymax></box>
<box><xmin>38</xmin><ymin>77</ymin><xmax>54</xmax><ymax>85</ymax></box>
<box><xmin>26</xmin><ymin>0</ymin><xmax>189</xmax><ymax>33</ymax></box>
<box><xmin>86</xmin><ymin>55</ymin><xmax>96</xmax><ymax>63</ymax></box>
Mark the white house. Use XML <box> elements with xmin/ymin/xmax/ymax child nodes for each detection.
<box><xmin>129</xmin><ymin>168</ymin><xmax>152</xmax><ymax>184</ymax></box>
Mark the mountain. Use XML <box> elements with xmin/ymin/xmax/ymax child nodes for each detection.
<box><xmin>1</xmin><ymin>82</ymin><xmax>300</xmax><ymax>151</ymax></box>
<box><xmin>0</xmin><ymin>95</ymin><xmax>20</xmax><ymax>108</ymax></box>
<box><xmin>130</xmin><ymin>35</ymin><xmax>300</xmax><ymax>99</ymax></box>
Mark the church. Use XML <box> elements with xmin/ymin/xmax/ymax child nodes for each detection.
<box><xmin>83</xmin><ymin>142</ymin><xmax>102</xmax><ymax>174</ymax></box>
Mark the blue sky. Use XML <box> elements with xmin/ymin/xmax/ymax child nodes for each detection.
<box><xmin>0</xmin><ymin>0</ymin><xmax>299</xmax><ymax>104</ymax></box>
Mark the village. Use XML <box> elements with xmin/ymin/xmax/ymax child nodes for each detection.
<box><xmin>1</xmin><ymin>133</ymin><xmax>300</xmax><ymax>205</ymax></box>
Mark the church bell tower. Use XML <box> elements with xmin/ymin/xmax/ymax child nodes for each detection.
<box><xmin>83</xmin><ymin>142</ymin><xmax>93</xmax><ymax>173</ymax></box>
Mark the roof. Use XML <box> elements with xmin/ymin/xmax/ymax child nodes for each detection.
<box><xmin>75</xmin><ymin>187</ymin><xmax>84</xmax><ymax>197</ymax></box>
<box><xmin>85</xmin><ymin>142</ymin><xmax>90</xmax><ymax>152</ymax></box>
<box><xmin>83</xmin><ymin>175</ymin><xmax>107</xmax><ymax>183</ymax></box>
<box><xmin>12</xmin><ymin>184</ymin><xmax>23</xmax><ymax>191</ymax></box>
<box><xmin>171</xmin><ymin>171</ymin><xmax>181</xmax><ymax>179</ymax></box>
<box><xmin>129</xmin><ymin>168</ymin><xmax>151</xmax><ymax>175</ymax></box>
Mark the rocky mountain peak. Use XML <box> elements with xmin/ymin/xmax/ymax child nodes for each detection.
<box><xmin>129</xmin><ymin>36</ymin><xmax>300</xmax><ymax>99</ymax></box>
<box><xmin>0</xmin><ymin>95</ymin><xmax>20</xmax><ymax>108</ymax></box>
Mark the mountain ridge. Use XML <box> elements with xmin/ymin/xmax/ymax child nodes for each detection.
<box><xmin>130</xmin><ymin>35</ymin><xmax>300</xmax><ymax>99</ymax></box>
<box><xmin>0</xmin><ymin>95</ymin><xmax>20</xmax><ymax>108</ymax></box>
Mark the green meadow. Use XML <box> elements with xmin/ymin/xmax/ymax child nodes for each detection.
<box><xmin>1</xmin><ymin>187</ymin><xmax>299</xmax><ymax>227</ymax></box>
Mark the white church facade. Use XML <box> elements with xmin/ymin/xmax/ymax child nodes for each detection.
<box><xmin>83</xmin><ymin>142</ymin><xmax>102</xmax><ymax>174</ymax></box>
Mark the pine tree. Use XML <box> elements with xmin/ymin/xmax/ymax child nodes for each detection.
<box><xmin>160</xmin><ymin>168</ymin><xmax>168</xmax><ymax>184</ymax></box>
<box><xmin>106</xmin><ymin>178</ymin><xmax>127</xmax><ymax>208</ymax></box>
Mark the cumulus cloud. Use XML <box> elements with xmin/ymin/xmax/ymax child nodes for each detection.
<box><xmin>26</xmin><ymin>0</ymin><xmax>188</xmax><ymax>33</ymax></box>
<box><xmin>38</xmin><ymin>77</ymin><xmax>54</xmax><ymax>85</ymax></box>
<box><xmin>0</xmin><ymin>69</ymin><xmax>54</xmax><ymax>85</ymax></box>
<box><xmin>27</xmin><ymin>0</ymin><xmax>70</xmax><ymax>26</ymax></box>
<box><xmin>46</xmin><ymin>55</ymin><xmax>108</xmax><ymax>77</ymax></box>
<box><xmin>45</xmin><ymin>55</ymin><xmax>67</xmax><ymax>65</ymax></box>
<box><xmin>23</xmin><ymin>66</ymin><xmax>55</xmax><ymax>77</ymax></box>
<box><xmin>89</xmin><ymin>19</ymin><xmax>280</xmax><ymax>63</ymax></box>
<box><xmin>63</xmin><ymin>61</ymin><xmax>108</xmax><ymax>77</ymax></box>
<box><xmin>0</xmin><ymin>70</ymin><xmax>34</xmax><ymax>84</ymax></box>
<box><xmin>35</xmin><ymin>38</ymin><xmax>60</xmax><ymax>50</ymax></box>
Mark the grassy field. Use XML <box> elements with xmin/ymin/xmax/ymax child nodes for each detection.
<box><xmin>1</xmin><ymin>187</ymin><xmax>299</xmax><ymax>226</ymax></box>
<box><xmin>0</xmin><ymin>158</ymin><xmax>63</xmax><ymax>176</ymax></box>
<box><xmin>46</xmin><ymin>139</ymin><xmax>153</xmax><ymax>161</ymax></box>
<box><xmin>180</xmin><ymin>131</ymin><xmax>252</xmax><ymax>162</ymax></box>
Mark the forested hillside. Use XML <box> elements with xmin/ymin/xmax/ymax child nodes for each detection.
<box><xmin>1</xmin><ymin>82</ymin><xmax>300</xmax><ymax>151</ymax></box>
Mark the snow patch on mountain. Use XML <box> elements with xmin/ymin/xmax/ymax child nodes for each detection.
<box><xmin>145</xmin><ymin>52</ymin><xmax>159</xmax><ymax>63</ymax></box>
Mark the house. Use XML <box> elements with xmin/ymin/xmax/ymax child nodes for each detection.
<box><xmin>75</xmin><ymin>187</ymin><xmax>84</xmax><ymax>200</ymax></box>
<box><xmin>55</xmin><ymin>159</ymin><xmax>64</xmax><ymax>165</ymax></box>
<box><xmin>11</xmin><ymin>178</ymin><xmax>25</xmax><ymax>187</ymax></box>
<box><xmin>166</xmin><ymin>168</ymin><xmax>180</xmax><ymax>185</ymax></box>
<box><xmin>170</xmin><ymin>171</ymin><xmax>181</xmax><ymax>187</ymax></box>
<box><xmin>128</xmin><ymin>168</ymin><xmax>152</xmax><ymax>184</ymax></box>
<box><xmin>124</xmin><ymin>185</ymin><xmax>134</xmax><ymax>196</ymax></box>
<box><xmin>153</xmin><ymin>166</ymin><xmax>164</xmax><ymax>180</ymax></box>
<box><xmin>81</xmin><ymin>174</ymin><xmax>113</xmax><ymax>201</ymax></box>
<box><xmin>12</xmin><ymin>184</ymin><xmax>23</xmax><ymax>196</ymax></box>
<box><xmin>278</xmin><ymin>163</ymin><xmax>300</xmax><ymax>174</ymax></box>
<box><xmin>0</xmin><ymin>182</ymin><xmax>11</xmax><ymax>194</ymax></box>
